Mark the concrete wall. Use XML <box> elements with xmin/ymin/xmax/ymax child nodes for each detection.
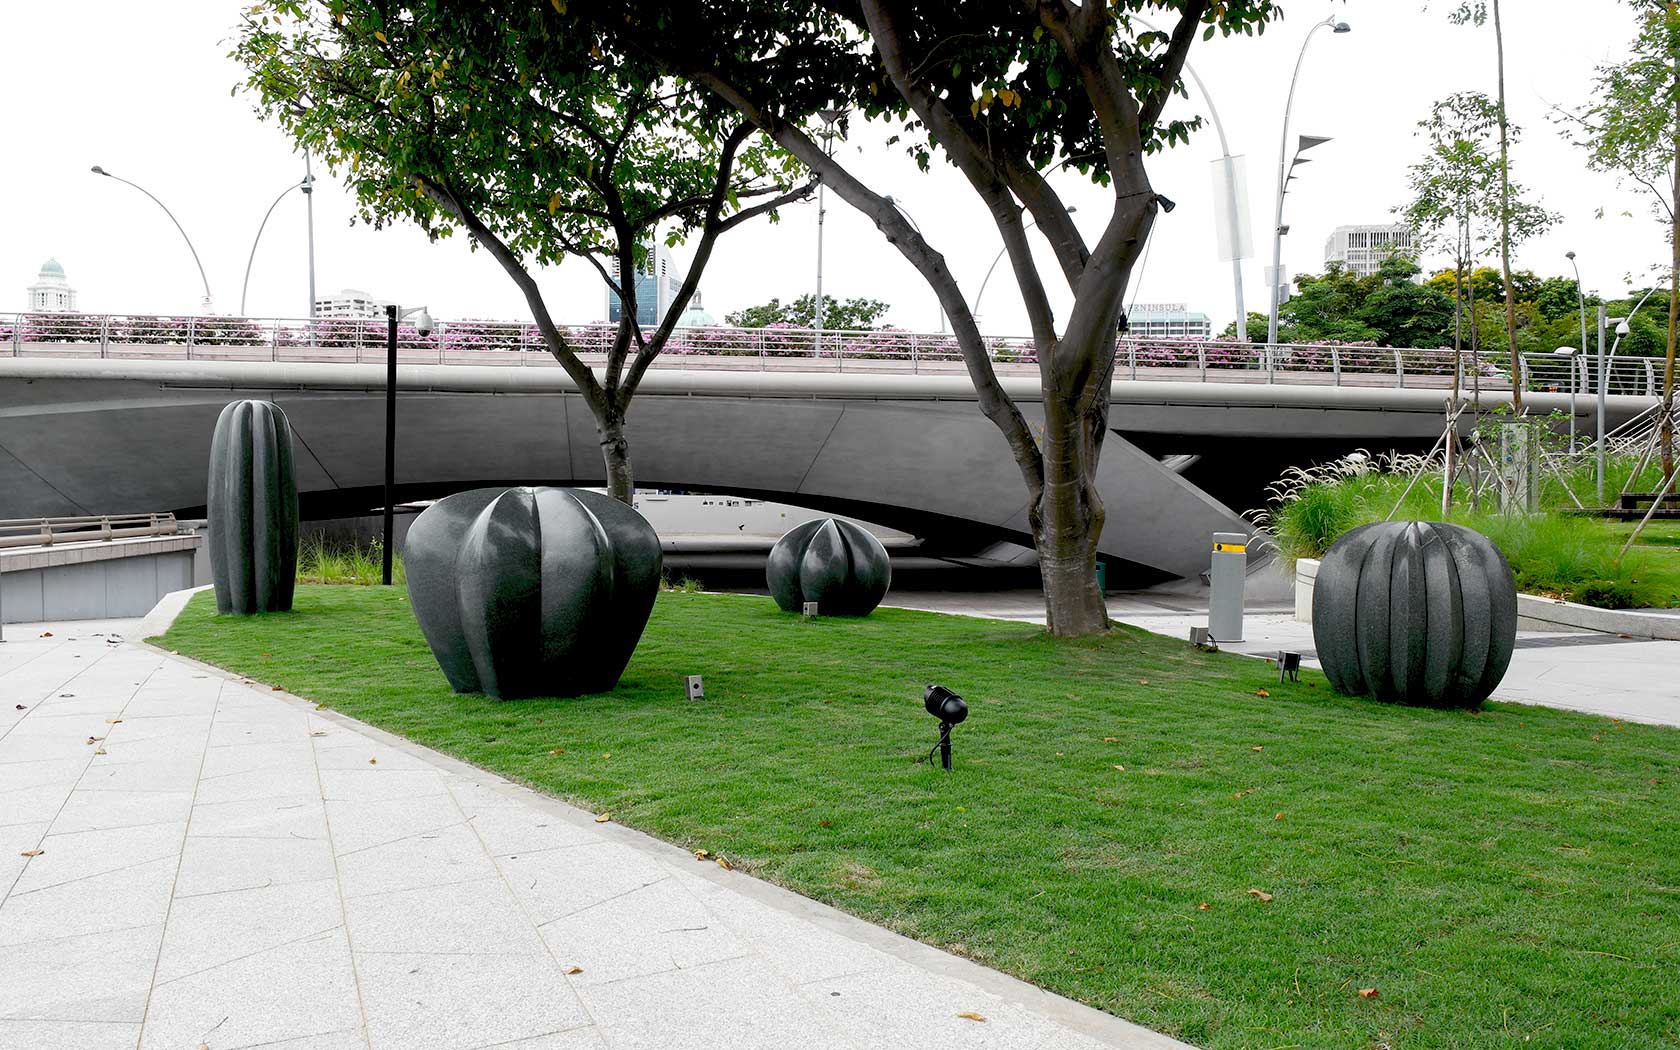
<box><xmin>0</xmin><ymin>535</ymin><xmax>205</xmax><ymax>624</ymax></box>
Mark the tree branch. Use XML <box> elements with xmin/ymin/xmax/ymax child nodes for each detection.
<box><xmin>1138</xmin><ymin>2</ymin><xmax>1209</xmax><ymax>130</ymax></box>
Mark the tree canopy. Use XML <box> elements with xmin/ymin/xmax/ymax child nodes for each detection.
<box><xmin>724</xmin><ymin>294</ymin><xmax>891</xmax><ymax>331</ymax></box>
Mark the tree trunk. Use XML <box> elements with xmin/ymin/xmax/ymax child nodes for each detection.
<box><xmin>599</xmin><ymin>414</ymin><xmax>634</xmax><ymax>505</ymax></box>
<box><xmin>1663</xmin><ymin>63</ymin><xmax>1680</xmax><ymax>479</ymax></box>
<box><xmin>1492</xmin><ymin>0</ymin><xmax>1523</xmax><ymax>414</ymax></box>
<box><xmin>1036</xmin><ymin>389</ymin><xmax>1108</xmax><ymax>637</ymax></box>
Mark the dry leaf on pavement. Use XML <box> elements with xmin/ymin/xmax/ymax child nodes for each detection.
<box><xmin>20</xmin><ymin>850</ymin><xmax>43</xmax><ymax>857</ymax></box>
<box><xmin>715</xmin><ymin>857</ymin><xmax>733</xmax><ymax>870</ymax></box>
<box><xmin>565</xmin><ymin>966</ymin><xmax>583</xmax><ymax>975</ymax></box>
<box><xmin>956</xmin><ymin>1012</ymin><xmax>986</xmax><ymax>1022</ymax></box>
<box><xmin>594</xmin><ymin>813</ymin><xmax>611</xmax><ymax>823</ymax></box>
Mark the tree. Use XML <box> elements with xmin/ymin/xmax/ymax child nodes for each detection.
<box><xmin>234</xmin><ymin>1</ymin><xmax>811</xmax><ymax>504</ymax></box>
<box><xmin>725</xmin><ymin>294</ymin><xmax>890</xmax><ymax>330</ymax></box>
<box><xmin>1573</xmin><ymin>0</ymin><xmax>1680</xmax><ymax>475</ymax></box>
<box><xmin>1356</xmin><ymin>258</ymin><xmax>1456</xmax><ymax>348</ymax></box>
<box><xmin>610</xmin><ymin>0</ymin><xmax>1280</xmax><ymax>636</ymax></box>
<box><xmin>1282</xmin><ymin>265</ymin><xmax>1381</xmax><ymax>344</ymax></box>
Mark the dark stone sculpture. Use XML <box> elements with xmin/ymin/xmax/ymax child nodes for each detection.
<box><xmin>404</xmin><ymin>487</ymin><xmax>661</xmax><ymax>699</ymax></box>
<box><xmin>767</xmin><ymin>518</ymin><xmax>892</xmax><ymax>616</ymax></box>
<box><xmin>207</xmin><ymin>400</ymin><xmax>299</xmax><ymax>615</ymax></box>
<box><xmin>1311</xmin><ymin>521</ymin><xmax>1517</xmax><ymax>709</ymax></box>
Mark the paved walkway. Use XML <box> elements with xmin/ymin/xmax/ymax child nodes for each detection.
<box><xmin>886</xmin><ymin>590</ymin><xmax>1680</xmax><ymax>727</ymax></box>
<box><xmin>0</xmin><ymin>619</ymin><xmax>1184</xmax><ymax>1050</ymax></box>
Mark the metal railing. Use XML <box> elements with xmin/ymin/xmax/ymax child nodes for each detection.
<box><xmin>0</xmin><ymin>513</ymin><xmax>180</xmax><ymax>550</ymax></box>
<box><xmin>0</xmin><ymin>310</ymin><xmax>1666</xmax><ymax>395</ymax></box>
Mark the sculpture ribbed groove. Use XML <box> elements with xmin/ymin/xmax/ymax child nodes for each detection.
<box><xmin>207</xmin><ymin>400</ymin><xmax>299</xmax><ymax>615</ymax></box>
<box><xmin>405</xmin><ymin>487</ymin><xmax>662</xmax><ymax>700</ymax></box>
<box><xmin>1311</xmin><ymin>521</ymin><xmax>1516</xmax><ymax>709</ymax></box>
<box><xmin>766</xmin><ymin>518</ymin><xmax>891</xmax><ymax>616</ymax></box>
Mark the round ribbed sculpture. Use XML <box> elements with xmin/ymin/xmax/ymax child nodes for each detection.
<box><xmin>207</xmin><ymin>400</ymin><xmax>299</xmax><ymax>615</ymax></box>
<box><xmin>1311</xmin><ymin>521</ymin><xmax>1517</xmax><ymax>709</ymax></box>
<box><xmin>404</xmin><ymin>487</ymin><xmax>661</xmax><ymax>700</ymax></box>
<box><xmin>767</xmin><ymin>518</ymin><xmax>891</xmax><ymax>616</ymax></box>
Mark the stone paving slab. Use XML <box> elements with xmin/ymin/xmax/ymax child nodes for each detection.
<box><xmin>0</xmin><ymin>619</ymin><xmax>1191</xmax><ymax>1050</ymax></box>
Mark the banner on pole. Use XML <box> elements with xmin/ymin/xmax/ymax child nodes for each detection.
<box><xmin>1211</xmin><ymin>155</ymin><xmax>1254</xmax><ymax>263</ymax></box>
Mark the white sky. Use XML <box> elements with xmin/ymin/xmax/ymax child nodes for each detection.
<box><xmin>0</xmin><ymin>2</ymin><xmax>1663</xmax><ymax>335</ymax></box>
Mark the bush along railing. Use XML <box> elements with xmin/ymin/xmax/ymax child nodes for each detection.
<box><xmin>1</xmin><ymin>310</ymin><xmax>1667</xmax><ymax>394</ymax></box>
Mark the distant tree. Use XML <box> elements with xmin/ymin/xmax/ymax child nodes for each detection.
<box><xmin>1355</xmin><ymin>258</ymin><xmax>1455</xmax><ymax>348</ymax></box>
<box><xmin>1571</xmin><ymin>0</ymin><xmax>1680</xmax><ymax>473</ymax></box>
<box><xmin>1218</xmin><ymin>312</ymin><xmax>1270</xmax><ymax>342</ymax></box>
<box><xmin>233</xmin><ymin>0</ymin><xmax>810</xmax><ymax>503</ymax></box>
<box><xmin>1282</xmin><ymin>265</ymin><xmax>1380</xmax><ymax>344</ymax></box>
<box><xmin>725</xmin><ymin>294</ymin><xmax>890</xmax><ymax>330</ymax></box>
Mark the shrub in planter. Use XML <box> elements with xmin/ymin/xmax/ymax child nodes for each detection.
<box><xmin>1312</xmin><ymin>521</ymin><xmax>1516</xmax><ymax>709</ymax></box>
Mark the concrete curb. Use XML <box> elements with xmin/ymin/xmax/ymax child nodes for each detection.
<box><xmin>133</xmin><ymin>588</ymin><xmax>1196</xmax><ymax>1050</ymax></box>
<box><xmin>1515</xmin><ymin>593</ymin><xmax>1680</xmax><ymax>640</ymax></box>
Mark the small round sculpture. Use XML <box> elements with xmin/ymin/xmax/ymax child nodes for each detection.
<box><xmin>767</xmin><ymin>518</ymin><xmax>891</xmax><ymax>616</ymax></box>
<box><xmin>207</xmin><ymin>400</ymin><xmax>299</xmax><ymax>615</ymax></box>
<box><xmin>405</xmin><ymin>487</ymin><xmax>661</xmax><ymax>700</ymax></box>
<box><xmin>1311</xmin><ymin>521</ymin><xmax>1517</xmax><ymax>709</ymax></box>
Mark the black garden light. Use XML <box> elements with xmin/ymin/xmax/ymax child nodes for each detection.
<box><xmin>923</xmin><ymin>684</ymin><xmax>968</xmax><ymax>771</ymax></box>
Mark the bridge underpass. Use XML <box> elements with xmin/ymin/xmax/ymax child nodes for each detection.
<box><xmin>0</xmin><ymin>358</ymin><xmax>1655</xmax><ymax>585</ymax></box>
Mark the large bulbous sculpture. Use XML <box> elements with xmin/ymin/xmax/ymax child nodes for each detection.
<box><xmin>1312</xmin><ymin>521</ymin><xmax>1516</xmax><ymax>709</ymax></box>
<box><xmin>207</xmin><ymin>400</ymin><xmax>299</xmax><ymax>614</ymax></box>
<box><xmin>767</xmin><ymin>518</ymin><xmax>891</xmax><ymax>616</ymax></box>
<box><xmin>405</xmin><ymin>487</ymin><xmax>661</xmax><ymax>699</ymax></box>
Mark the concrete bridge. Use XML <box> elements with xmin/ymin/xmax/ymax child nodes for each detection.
<box><xmin>0</xmin><ymin>356</ymin><xmax>1654</xmax><ymax>584</ymax></box>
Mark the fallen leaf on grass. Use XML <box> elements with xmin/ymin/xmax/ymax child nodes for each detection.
<box><xmin>1113</xmin><ymin>764</ymin><xmax>1126</xmax><ymax>771</ymax></box>
<box><xmin>594</xmin><ymin>813</ymin><xmax>611</xmax><ymax>823</ymax></box>
<box><xmin>1255</xmin><ymin>689</ymin><xmax>1270</xmax><ymax>698</ymax></box>
<box><xmin>694</xmin><ymin>849</ymin><xmax>710</xmax><ymax>860</ymax></box>
<box><xmin>1274</xmin><ymin>812</ymin><xmax>1284</xmax><ymax>821</ymax></box>
<box><xmin>549</xmin><ymin>748</ymin><xmax>565</xmax><ymax>755</ymax></box>
<box><xmin>820</xmin><ymin>819</ymin><xmax>832</xmax><ymax>827</ymax></box>
<box><xmin>1102</xmin><ymin>736</ymin><xmax>1119</xmax><ymax>743</ymax></box>
<box><xmin>20</xmin><ymin>849</ymin><xmax>43</xmax><ymax>857</ymax></box>
<box><xmin>956</xmin><ymin>1012</ymin><xmax>986</xmax><ymax>1022</ymax></box>
<box><xmin>1358</xmin><ymin>987</ymin><xmax>1379</xmax><ymax>999</ymax></box>
<box><xmin>1197</xmin><ymin>902</ymin><xmax>1210</xmax><ymax>911</ymax></box>
<box><xmin>1247</xmin><ymin>888</ymin><xmax>1274</xmax><ymax>902</ymax></box>
<box><xmin>1251</xmin><ymin>746</ymin><xmax>1264</xmax><ymax>752</ymax></box>
<box><xmin>1138</xmin><ymin>680</ymin><xmax>1149</xmax><ymax>685</ymax></box>
<box><xmin>565</xmin><ymin>966</ymin><xmax>583</xmax><ymax>975</ymax></box>
<box><xmin>1232</xmin><ymin>789</ymin><xmax>1254</xmax><ymax>799</ymax></box>
<box><xmin>601</xmin><ymin>752</ymin><xmax>611</xmax><ymax>759</ymax></box>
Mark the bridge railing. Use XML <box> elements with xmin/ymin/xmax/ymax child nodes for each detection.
<box><xmin>0</xmin><ymin>310</ymin><xmax>1663</xmax><ymax>395</ymax></box>
<box><xmin>0</xmin><ymin>512</ymin><xmax>180</xmax><ymax>550</ymax></box>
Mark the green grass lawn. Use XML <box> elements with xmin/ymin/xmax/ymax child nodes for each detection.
<box><xmin>157</xmin><ymin>587</ymin><xmax>1680</xmax><ymax>1050</ymax></box>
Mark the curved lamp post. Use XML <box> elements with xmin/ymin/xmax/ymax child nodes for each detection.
<box><xmin>239</xmin><ymin>172</ymin><xmax>316</xmax><ymax>316</ymax></box>
<box><xmin>1264</xmin><ymin>16</ymin><xmax>1351</xmax><ymax>346</ymax></box>
<box><xmin>812</xmin><ymin>109</ymin><xmax>847</xmax><ymax>355</ymax></box>
<box><xmin>1598</xmin><ymin>285</ymin><xmax>1661</xmax><ymax>501</ymax></box>
<box><xmin>883</xmin><ymin>196</ymin><xmax>945</xmax><ymax>332</ymax></box>
<box><xmin>972</xmin><ymin>207</ymin><xmax>1078</xmax><ymax>326</ymax></box>
<box><xmin>91</xmin><ymin>165</ymin><xmax>215</xmax><ymax>313</ymax></box>
<box><xmin>1565</xmin><ymin>251</ymin><xmax>1589</xmax><ymax>453</ymax></box>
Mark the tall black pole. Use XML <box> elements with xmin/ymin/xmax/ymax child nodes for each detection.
<box><xmin>383</xmin><ymin>304</ymin><xmax>397</xmax><ymax>585</ymax></box>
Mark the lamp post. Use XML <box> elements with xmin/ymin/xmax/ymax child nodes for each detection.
<box><xmin>1265</xmin><ymin>16</ymin><xmax>1351</xmax><ymax>346</ymax></box>
<box><xmin>1598</xmin><ymin>286</ymin><xmax>1661</xmax><ymax>501</ymax></box>
<box><xmin>239</xmin><ymin>170</ymin><xmax>316</xmax><ymax>316</ymax></box>
<box><xmin>383</xmin><ymin>303</ymin><xmax>433</xmax><ymax>585</ymax></box>
<box><xmin>813</xmin><ymin>109</ymin><xmax>847</xmax><ymax>356</ymax></box>
<box><xmin>1566</xmin><ymin>251</ymin><xmax>1588</xmax><ymax>453</ymax></box>
<box><xmin>1134</xmin><ymin>14</ymin><xmax>1251</xmax><ymax>341</ymax></box>
<box><xmin>883</xmin><ymin>196</ymin><xmax>945</xmax><ymax>332</ymax></box>
<box><xmin>91</xmin><ymin>165</ymin><xmax>215</xmax><ymax>313</ymax></box>
<box><xmin>1553</xmin><ymin>346</ymin><xmax>1579</xmax><ymax>453</ymax></box>
<box><xmin>972</xmin><ymin>208</ymin><xmax>1078</xmax><ymax>326</ymax></box>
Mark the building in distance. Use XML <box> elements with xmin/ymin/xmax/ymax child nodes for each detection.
<box><xmin>1128</xmin><ymin>303</ymin><xmax>1212</xmax><ymax>340</ymax></box>
<box><xmin>27</xmin><ymin>259</ymin><xmax>77</xmax><ymax>312</ymax></box>
<box><xmin>314</xmin><ymin>288</ymin><xmax>389</xmax><ymax>320</ymax></box>
<box><xmin>1324</xmin><ymin>224</ymin><xmax>1416</xmax><ymax>278</ymax></box>
<box><xmin>607</xmin><ymin>243</ymin><xmax>685</xmax><ymax>327</ymax></box>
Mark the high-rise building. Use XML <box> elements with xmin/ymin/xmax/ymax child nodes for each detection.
<box><xmin>1127</xmin><ymin>303</ymin><xmax>1212</xmax><ymax>340</ymax></box>
<box><xmin>1324</xmin><ymin>224</ymin><xmax>1416</xmax><ymax>278</ymax></box>
<box><xmin>314</xmin><ymin>288</ymin><xmax>388</xmax><ymax>320</ymax></box>
<box><xmin>27</xmin><ymin>258</ymin><xmax>77</xmax><ymax>312</ymax></box>
<box><xmin>607</xmin><ymin>243</ymin><xmax>685</xmax><ymax>326</ymax></box>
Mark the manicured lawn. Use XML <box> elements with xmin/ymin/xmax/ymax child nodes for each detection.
<box><xmin>157</xmin><ymin>587</ymin><xmax>1680</xmax><ymax>1050</ymax></box>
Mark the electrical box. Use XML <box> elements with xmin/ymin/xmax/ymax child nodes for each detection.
<box><xmin>802</xmin><ymin>602</ymin><xmax>819</xmax><ymax>618</ymax></box>
<box><xmin>685</xmin><ymin>675</ymin><xmax>704</xmax><ymax>700</ymax></box>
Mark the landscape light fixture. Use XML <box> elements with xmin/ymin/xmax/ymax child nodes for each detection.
<box><xmin>1154</xmin><ymin>194</ymin><xmax>1177</xmax><ymax>214</ymax></box>
<box><xmin>1277</xmin><ymin>651</ymin><xmax>1301</xmax><ymax>684</ymax></box>
<box><xmin>923</xmin><ymin>684</ymin><xmax>968</xmax><ymax>771</ymax></box>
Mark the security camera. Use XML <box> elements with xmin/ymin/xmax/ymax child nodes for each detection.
<box><xmin>415</xmin><ymin>309</ymin><xmax>434</xmax><ymax>338</ymax></box>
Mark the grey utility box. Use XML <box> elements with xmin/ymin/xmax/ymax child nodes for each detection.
<box><xmin>1208</xmin><ymin>532</ymin><xmax>1247</xmax><ymax>642</ymax></box>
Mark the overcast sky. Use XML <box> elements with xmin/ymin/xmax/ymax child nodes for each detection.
<box><xmin>0</xmin><ymin>2</ymin><xmax>1662</xmax><ymax>336</ymax></box>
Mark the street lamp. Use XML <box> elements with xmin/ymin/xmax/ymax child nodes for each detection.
<box><xmin>812</xmin><ymin>109</ymin><xmax>847</xmax><ymax>356</ymax></box>
<box><xmin>382</xmin><ymin>303</ymin><xmax>433</xmax><ymax>585</ymax></box>
<box><xmin>1565</xmin><ymin>251</ymin><xmax>1588</xmax><ymax>452</ymax></box>
<box><xmin>1265</xmin><ymin>15</ymin><xmax>1351</xmax><ymax>346</ymax></box>
<box><xmin>239</xmin><ymin>170</ymin><xmax>316</xmax><ymax>316</ymax></box>
<box><xmin>883</xmin><ymin>196</ymin><xmax>945</xmax><ymax>332</ymax></box>
<box><xmin>972</xmin><ymin>208</ymin><xmax>1078</xmax><ymax>326</ymax></box>
<box><xmin>1133</xmin><ymin>14</ymin><xmax>1252</xmax><ymax>341</ymax></box>
<box><xmin>91</xmin><ymin>165</ymin><xmax>215</xmax><ymax>313</ymax></box>
<box><xmin>1598</xmin><ymin>286</ymin><xmax>1660</xmax><ymax>501</ymax></box>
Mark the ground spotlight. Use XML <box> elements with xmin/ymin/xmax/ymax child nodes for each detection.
<box><xmin>1277</xmin><ymin>651</ymin><xmax>1301</xmax><ymax>683</ymax></box>
<box><xmin>923</xmin><ymin>684</ymin><xmax>968</xmax><ymax>771</ymax></box>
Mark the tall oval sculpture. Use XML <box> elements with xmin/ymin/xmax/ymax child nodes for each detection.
<box><xmin>207</xmin><ymin>400</ymin><xmax>299</xmax><ymax>615</ymax></box>
<box><xmin>767</xmin><ymin>518</ymin><xmax>891</xmax><ymax>616</ymax></box>
<box><xmin>404</xmin><ymin>487</ymin><xmax>661</xmax><ymax>700</ymax></box>
<box><xmin>1311</xmin><ymin>521</ymin><xmax>1516</xmax><ymax>709</ymax></box>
